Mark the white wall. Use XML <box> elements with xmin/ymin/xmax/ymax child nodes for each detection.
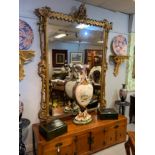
<box><xmin>19</xmin><ymin>0</ymin><xmax>130</xmax><ymax>152</ymax></box>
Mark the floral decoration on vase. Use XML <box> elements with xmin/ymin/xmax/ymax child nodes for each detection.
<box><xmin>64</xmin><ymin>63</ymin><xmax>93</xmax><ymax>124</ymax></box>
<box><xmin>119</xmin><ymin>84</ymin><xmax>128</xmax><ymax>102</ymax></box>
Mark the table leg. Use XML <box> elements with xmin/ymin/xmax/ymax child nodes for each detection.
<box><xmin>19</xmin><ymin>128</ymin><xmax>26</xmax><ymax>155</ymax></box>
<box><xmin>32</xmin><ymin>130</ymin><xmax>36</xmax><ymax>155</ymax></box>
<box><xmin>119</xmin><ymin>105</ymin><xmax>122</xmax><ymax>114</ymax></box>
<box><xmin>122</xmin><ymin>106</ymin><xmax>125</xmax><ymax>115</ymax></box>
<box><xmin>125</xmin><ymin>140</ymin><xmax>131</xmax><ymax>155</ymax></box>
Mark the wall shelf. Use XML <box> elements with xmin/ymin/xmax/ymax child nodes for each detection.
<box><xmin>110</xmin><ymin>55</ymin><xmax>129</xmax><ymax>76</ymax></box>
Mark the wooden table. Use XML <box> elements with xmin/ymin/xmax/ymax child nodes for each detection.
<box><xmin>32</xmin><ymin>114</ymin><xmax>127</xmax><ymax>155</ymax></box>
<box><xmin>115</xmin><ymin>100</ymin><xmax>130</xmax><ymax>115</ymax></box>
<box><xmin>125</xmin><ymin>131</ymin><xmax>135</xmax><ymax>155</ymax></box>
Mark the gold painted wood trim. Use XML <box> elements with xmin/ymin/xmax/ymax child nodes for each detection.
<box><xmin>36</xmin><ymin>15</ymin><xmax>49</xmax><ymax>121</ymax></box>
<box><xmin>100</xmin><ymin>29</ymin><xmax>109</xmax><ymax>108</ymax></box>
<box><xmin>35</xmin><ymin>7</ymin><xmax>112</xmax><ymax>30</ymax></box>
<box><xmin>110</xmin><ymin>55</ymin><xmax>129</xmax><ymax>77</ymax></box>
<box><xmin>35</xmin><ymin>5</ymin><xmax>112</xmax><ymax>121</ymax></box>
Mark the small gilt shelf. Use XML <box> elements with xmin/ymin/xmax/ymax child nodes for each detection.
<box><xmin>19</xmin><ymin>50</ymin><xmax>35</xmax><ymax>81</ymax></box>
<box><xmin>110</xmin><ymin>55</ymin><xmax>129</xmax><ymax>76</ymax></box>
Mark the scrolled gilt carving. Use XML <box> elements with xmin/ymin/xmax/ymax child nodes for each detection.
<box><xmin>35</xmin><ymin>8</ymin><xmax>49</xmax><ymax>121</ymax></box>
<box><xmin>73</xmin><ymin>3</ymin><xmax>87</xmax><ymax>20</ymax></box>
<box><xmin>19</xmin><ymin>50</ymin><xmax>35</xmax><ymax>81</ymax></box>
<box><xmin>35</xmin><ymin>6</ymin><xmax>112</xmax><ymax>121</ymax></box>
<box><xmin>38</xmin><ymin>60</ymin><xmax>47</xmax><ymax>115</ymax></box>
<box><xmin>103</xmin><ymin>19</ymin><xmax>113</xmax><ymax>31</ymax></box>
<box><xmin>99</xmin><ymin>30</ymin><xmax>110</xmax><ymax>108</ymax></box>
<box><xmin>110</xmin><ymin>55</ymin><xmax>129</xmax><ymax>76</ymax></box>
<box><xmin>35</xmin><ymin>7</ymin><xmax>112</xmax><ymax>29</ymax></box>
<box><xmin>35</xmin><ymin>6</ymin><xmax>51</xmax><ymax>18</ymax></box>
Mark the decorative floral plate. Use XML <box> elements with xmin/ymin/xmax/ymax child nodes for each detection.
<box><xmin>19</xmin><ymin>19</ymin><xmax>34</xmax><ymax>50</ymax></box>
<box><xmin>112</xmin><ymin>35</ymin><xmax>127</xmax><ymax>56</ymax></box>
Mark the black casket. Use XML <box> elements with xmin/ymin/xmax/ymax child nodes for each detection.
<box><xmin>39</xmin><ymin>119</ymin><xmax>67</xmax><ymax>141</ymax></box>
<box><xmin>97</xmin><ymin>108</ymin><xmax>118</xmax><ymax>120</ymax></box>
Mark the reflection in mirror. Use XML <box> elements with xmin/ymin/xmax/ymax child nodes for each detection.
<box><xmin>48</xmin><ymin>19</ymin><xmax>103</xmax><ymax>117</ymax></box>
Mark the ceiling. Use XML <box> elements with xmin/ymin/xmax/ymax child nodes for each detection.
<box><xmin>75</xmin><ymin>0</ymin><xmax>135</xmax><ymax>14</ymax></box>
<box><xmin>48</xmin><ymin>19</ymin><xmax>103</xmax><ymax>46</ymax></box>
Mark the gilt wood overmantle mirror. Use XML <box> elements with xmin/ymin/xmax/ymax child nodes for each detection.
<box><xmin>35</xmin><ymin>4</ymin><xmax>112</xmax><ymax>121</ymax></box>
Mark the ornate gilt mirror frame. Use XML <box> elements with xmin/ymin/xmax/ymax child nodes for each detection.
<box><xmin>35</xmin><ymin>5</ymin><xmax>112</xmax><ymax>121</ymax></box>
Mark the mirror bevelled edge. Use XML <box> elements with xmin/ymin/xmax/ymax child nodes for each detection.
<box><xmin>34</xmin><ymin>5</ymin><xmax>112</xmax><ymax>122</ymax></box>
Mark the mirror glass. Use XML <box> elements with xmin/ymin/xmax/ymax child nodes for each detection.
<box><xmin>47</xmin><ymin>18</ymin><xmax>103</xmax><ymax>117</ymax></box>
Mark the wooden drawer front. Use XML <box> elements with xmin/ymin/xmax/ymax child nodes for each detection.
<box><xmin>115</xmin><ymin>124</ymin><xmax>127</xmax><ymax>143</ymax></box>
<box><xmin>113</xmin><ymin>121</ymin><xmax>127</xmax><ymax>143</ymax></box>
<box><xmin>43</xmin><ymin>145</ymin><xmax>73</xmax><ymax>155</ymax></box>
<box><xmin>104</xmin><ymin>126</ymin><xmax>116</xmax><ymax>147</ymax></box>
<box><xmin>75</xmin><ymin>133</ymin><xmax>90</xmax><ymax>155</ymax></box>
<box><xmin>43</xmin><ymin>137</ymin><xmax>74</xmax><ymax>155</ymax></box>
<box><xmin>43</xmin><ymin>146</ymin><xmax>74</xmax><ymax>155</ymax></box>
<box><xmin>105</xmin><ymin>122</ymin><xmax>127</xmax><ymax>146</ymax></box>
<box><xmin>91</xmin><ymin>127</ymin><xmax>105</xmax><ymax>151</ymax></box>
<box><xmin>89</xmin><ymin>120</ymin><xmax>127</xmax><ymax>152</ymax></box>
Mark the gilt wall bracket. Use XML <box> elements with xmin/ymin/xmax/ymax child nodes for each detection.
<box><xmin>110</xmin><ymin>55</ymin><xmax>129</xmax><ymax>77</ymax></box>
<box><xmin>19</xmin><ymin>50</ymin><xmax>35</xmax><ymax>81</ymax></box>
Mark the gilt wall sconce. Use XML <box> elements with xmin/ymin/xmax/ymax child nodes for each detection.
<box><xmin>19</xmin><ymin>50</ymin><xmax>35</xmax><ymax>81</ymax></box>
<box><xmin>110</xmin><ymin>55</ymin><xmax>129</xmax><ymax>76</ymax></box>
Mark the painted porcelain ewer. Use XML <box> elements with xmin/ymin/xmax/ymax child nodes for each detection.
<box><xmin>64</xmin><ymin>64</ymin><xmax>93</xmax><ymax>124</ymax></box>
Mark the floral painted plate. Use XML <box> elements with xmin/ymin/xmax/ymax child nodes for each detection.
<box><xmin>112</xmin><ymin>35</ymin><xmax>127</xmax><ymax>56</ymax></box>
<box><xmin>19</xmin><ymin>19</ymin><xmax>34</xmax><ymax>50</ymax></box>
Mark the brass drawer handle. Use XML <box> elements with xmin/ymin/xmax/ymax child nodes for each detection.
<box><xmin>55</xmin><ymin>143</ymin><xmax>63</xmax><ymax>154</ymax></box>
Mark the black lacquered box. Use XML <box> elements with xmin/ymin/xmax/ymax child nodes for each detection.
<box><xmin>87</xmin><ymin>99</ymin><xmax>99</xmax><ymax>109</ymax></box>
<box><xmin>97</xmin><ymin>108</ymin><xmax>118</xmax><ymax>120</ymax></box>
<box><xmin>39</xmin><ymin>119</ymin><xmax>67</xmax><ymax>141</ymax></box>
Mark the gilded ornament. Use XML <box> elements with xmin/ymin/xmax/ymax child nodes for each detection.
<box><xmin>19</xmin><ymin>50</ymin><xmax>35</xmax><ymax>81</ymax></box>
<box><xmin>110</xmin><ymin>55</ymin><xmax>129</xmax><ymax>76</ymax></box>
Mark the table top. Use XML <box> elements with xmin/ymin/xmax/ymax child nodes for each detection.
<box><xmin>32</xmin><ymin>114</ymin><xmax>127</xmax><ymax>143</ymax></box>
<box><xmin>115</xmin><ymin>100</ymin><xmax>130</xmax><ymax>106</ymax></box>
